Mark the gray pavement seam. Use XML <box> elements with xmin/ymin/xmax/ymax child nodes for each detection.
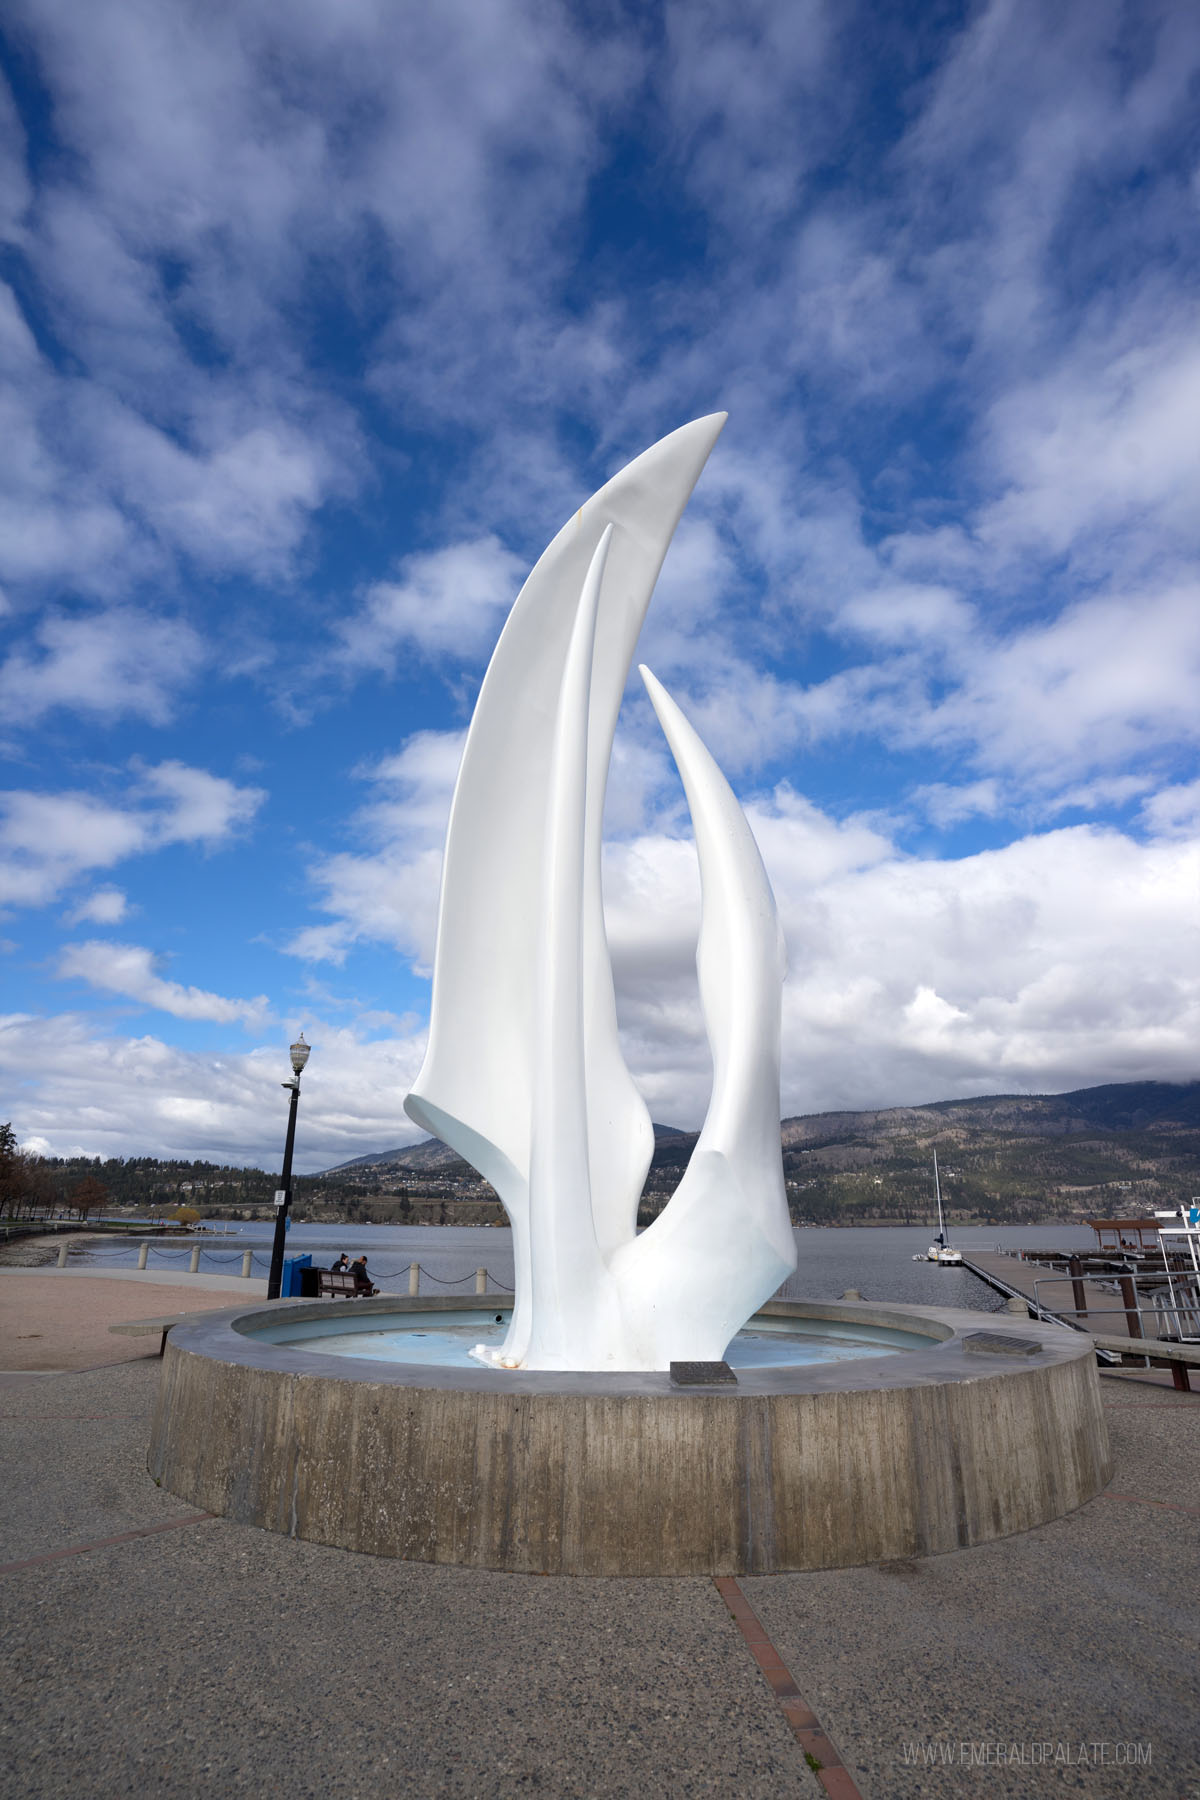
<box><xmin>1101</xmin><ymin>1400</ymin><xmax>1200</xmax><ymax>1408</ymax></box>
<box><xmin>0</xmin><ymin>1412</ymin><xmax>144</xmax><ymax>1420</ymax></box>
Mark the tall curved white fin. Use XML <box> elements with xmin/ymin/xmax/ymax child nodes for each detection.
<box><xmin>405</xmin><ymin>414</ymin><xmax>795</xmax><ymax>1371</ymax></box>
<box><xmin>525</xmin><ymin>527</ymin><xmax>623</xmax><ymax>1367</ymax></box>
<box><xmin>405</xmin><ymin>415</ymin><xmax>726</xmax><ymax>1253</ymax></box>
<box><xmin>610</xmin><ymin>669</ymin><xmax>797</xmax><ymax>1365</ymax></box>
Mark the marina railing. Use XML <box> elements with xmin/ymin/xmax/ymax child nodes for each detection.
<box><xmin>1030</xmin><ymin>1271</ymin><xmax>1200</xmax><ymax>1342</ymax></box>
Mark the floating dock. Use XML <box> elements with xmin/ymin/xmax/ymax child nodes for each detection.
<box><xmin>961</xmin><ymin>1248</ymin><xmax>1198</xmax><ymax>1390</ymax></box>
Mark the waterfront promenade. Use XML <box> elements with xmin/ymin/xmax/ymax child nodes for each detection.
<box><xmin>1</xmin><ymin>1268</ymin><xmax>1198</xmax><ymax>1798</ymax></box>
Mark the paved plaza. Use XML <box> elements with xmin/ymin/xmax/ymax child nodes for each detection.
<box><xmin>0</xmin><ymin>1273</ymin><xmax>1197</xmax><ymax>1799</ymax></box>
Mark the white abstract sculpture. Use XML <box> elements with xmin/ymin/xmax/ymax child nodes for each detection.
<box><xmin>404</xmin><ymin>415</ymin><xmax>796</xmax><ymax>1369</ymax></box>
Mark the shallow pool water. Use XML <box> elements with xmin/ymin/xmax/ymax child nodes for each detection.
<box><xmin>256</xmin><ymin>1318</ymin><xmax>911</xmax><ymax>1370</ymax></box>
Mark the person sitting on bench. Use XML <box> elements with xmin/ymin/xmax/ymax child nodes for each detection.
<box><xmin>331</xmin><ymin>1253</ymin><xmax>349</xmax><ymax>1274</ymax></box>
<box><xmin>349</xmin><ymin>1254</ymin><xmax>378</xmax><ymax>1296</ymax></box>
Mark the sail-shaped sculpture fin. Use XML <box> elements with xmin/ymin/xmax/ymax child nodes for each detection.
<box><xmin>524</xmin><ymin>527</ymin><xmax>623</xmax><ymax>1367</ymax></box>
<box><xmin>405</xmin><ymin>416</ymin><xmax>727</xmax><ymax>1255</ymax></box>
<box><xmin>405</xmin><ymin>414</ymin><xmax>797</xmax><ymax>1370</ymax></box>
<box><xmin>609</xmin><ymin>668</ymin><xmax>797</xmax><ymax>1364</ymax></box>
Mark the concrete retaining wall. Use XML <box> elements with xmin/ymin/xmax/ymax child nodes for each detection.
<box><xmin>148</xmin><ymin>1299</ymin><xmax>1111</xmax><ymax>1576</ymax></box>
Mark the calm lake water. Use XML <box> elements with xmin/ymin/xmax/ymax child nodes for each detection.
<box><xmin>73</xmin><ymin>1219</ymin><xmax>1100</xmax><ymax>1312</ymax></box>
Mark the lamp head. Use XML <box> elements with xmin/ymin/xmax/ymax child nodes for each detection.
<box><xmin>289</xmin><ymin>1033</ymin><xmax>311</xmax><ymax>1077</ymax></box>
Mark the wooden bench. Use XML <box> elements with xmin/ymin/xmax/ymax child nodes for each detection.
<box><xmin>317</xmin><ymin>1270</ymin><xmax>376</xmax><ymax>1299</ymax></box>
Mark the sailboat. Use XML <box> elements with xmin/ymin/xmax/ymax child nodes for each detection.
<box><xmin>913</xmin><ymin>1150</ymin><xmax>963</xmax><ymax>1264</ymax></box>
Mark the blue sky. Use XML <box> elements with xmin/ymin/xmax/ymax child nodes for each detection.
<box><xmin>2</xmin><ymin>0</ymin><xmax>1198</xmax><ymax>1171</ymax></box>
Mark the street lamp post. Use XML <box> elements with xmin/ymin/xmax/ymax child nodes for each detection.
<box><xmin>266</xmin><ymin>1034</ymin><xmax>311</xmax><ymax>1300</ymax></box>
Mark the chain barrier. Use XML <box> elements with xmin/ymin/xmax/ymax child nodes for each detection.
<box><xmin>370</xmin><ymin>1264</ymin><xmax>513</xmax><ymax>1291</ymax></box>
<box><xmin>59</xmin><ymin>1246</ymin><xmax>514</xmax><ymax>1289</ymax></box>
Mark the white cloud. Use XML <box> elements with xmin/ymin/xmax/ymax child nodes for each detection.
<box><xmin>282</xmin><ymin>712</ymin><xmax>1200</xmax><ymax>1133</ymax></box>
<box><xmin>912</xmin><ymin>781</ymin><xmax>1002</xmax><ymax>830</ymax></box>
<box><xmin>66</xmin><ymin>886</ymin><xmax>129</xmax><ymax>925</ymax></box>
<box><xmin>285</xmin><ymin>729</ymin><xmax>465</xmax><ymax>967</ymax></box>
<box><xmin>1042</xmin><ymin>774</ymin><xmax>1152</xmax><ymax>817</ymax></box>
<box><xmin>0</xmin><ymin>762</ymin><xmax>266</xmax><ymax>910</ymax></box>
<box><xmin>58</xmin><ymin>939</ymin><xmax>270</xmax><ymax>1026</ymax></box>
<box><xmin>1140</xmin><ymin>780</ymin><xmax>1200</xmax><ymax>841</ymax></box>
<box><xmin>837</xmin><ymin>583</ymin><xmax>972</xmax><ymax>649</ymax></box>
<box><xmin>977</xmin><ymin>325</ymin><xmax>1200</xmax><ymax>570</ymax></box>
<box><xmin>926</xmin><ymin>583</ymin><xmax>1200</xmax><ymax>781</ymax></box>
<box><xmin>661</xmin><ymin>0</ymin><xmax>832</xmax><ymax>234</ymax></box>
<box><xmin>114</xmin><ymin>410</ymin><xmax>344</xmax><ymax>578</ymax></box>
<box><xmin>0</xmin><ymin>608</ymin><xmax>204</xmax><ymax>728</ymax></box>
<box><xmin>0</xmin><ymin>1010</ymin><xmax>428</xmax><ymax>1169</ymax></box>
<box><xmin>779</xmin><ymin>821</ymin><xmax>1200</xmax><ymax>1115</ymax></box>
<box><xmin>287</xmin><ymin>846</ymin><xmax>445</xmax><ymax>971</ymax></box>
<box><xmin>0</xmin><ymin>71</ymin><xmax>32</xmax><ymax>238</ymax></box>
<box><xmin>336</xmin><ymin>537</ymin><xmax>529</xmax><ymax>671</ymax></box>
<box><xmin>603</xmin><ymin>807</ymin><xmax>1200</xmax><ymax>1126</ymax></box>
<box><xmin>138</xmin><ymin>761</ymin><xmax>265</xmax><ymax>845</ymax></box>
<box><xmin>0</xmin><ymin>793</ymin><xmax>146</xmax><ymax>908</ymax></box>
<box><xmin>0</xmin><ymin>281</ymin><xmax>352</xmax><ymax>597</ymax></box>
<box><xmin>0</xmin><ymin>0</ymin><xmax>623</xmax><ymax>604</ymax></box>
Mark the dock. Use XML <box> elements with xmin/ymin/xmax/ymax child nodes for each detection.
<box><xmin>961</xmin><ymin>1249</ymin><xmax>1133</xmax><ymax>1332</ymax></box>
<box><xmin>962</xmin><ymin>1248</ymin><xmax>1198</xmax><ymax>1390</ymax></box>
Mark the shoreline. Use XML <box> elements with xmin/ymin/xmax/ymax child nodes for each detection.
<box><xmin>2</xmin><ymin>1211</ymin><xmax>1086</xmax><ymax>1249</ymax></box>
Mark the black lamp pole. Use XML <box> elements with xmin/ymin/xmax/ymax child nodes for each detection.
<box><xmin>267</xmin><ymin>1034</ymin><xmax>311</xmax><ymax>1300</ymax></box>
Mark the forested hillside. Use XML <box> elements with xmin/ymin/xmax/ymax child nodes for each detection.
<box><xmin>5</xmin><ymin>1082</ymin><xmax>1197</xmax><ymax>1228</ymax></box>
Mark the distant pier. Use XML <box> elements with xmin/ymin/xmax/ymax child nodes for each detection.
<box><xmin>962</xmin><ymin>1246</ymin><xmax>1198</xmax><ymax>1390</ymax></box>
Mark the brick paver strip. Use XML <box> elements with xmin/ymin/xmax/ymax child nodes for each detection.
<box><xmin>0</xmin><ymin>1511</ymin><xmax>214</xmax><ymax>1575</ymax></box>
<box><xmin>713</xmin><ymin>1575</ymin><xmax>865</xmax><ymax>1800</ymax></box>
<box><xmin>1100</xmin><ymin>1491</ymin><xmax>1200</xmax><ymax>1519</ymax></box>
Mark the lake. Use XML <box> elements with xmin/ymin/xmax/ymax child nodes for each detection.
<box><xmin>73</xmin><ymin>1218</ymin><xmax>1101</xmax><ymax>1312</ymax></box>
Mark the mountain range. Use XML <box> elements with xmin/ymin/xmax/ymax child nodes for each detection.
<box><xmin>321</xmin><ymin>1081</ymin><xmax>1200</xmax><ymax>1223</ymax></box>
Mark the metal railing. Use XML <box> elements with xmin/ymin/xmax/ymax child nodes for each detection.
<box><xmin>1031</xmin><ymin>1272</ymin><xmax>1200</xmax><ymax>1342</ymax></box>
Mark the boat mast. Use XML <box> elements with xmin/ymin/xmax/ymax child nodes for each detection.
<box><xmin>934</xmin><ymin>1149</ymin><xmax>946</xmax><ymax>1247</ymax></box>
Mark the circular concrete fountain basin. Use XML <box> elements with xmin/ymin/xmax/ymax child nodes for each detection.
<box><xmin>148</xmin><ymin>1295</ymin><xmax>1111</xmax><ymax>1576</ymax></box>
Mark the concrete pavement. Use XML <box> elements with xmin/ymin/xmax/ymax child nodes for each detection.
<box><xmin>0</xmin><ymin>1304</ymin><xmax>1197</xmax><ymax>1797</ymax></box>
<box><xmin>0</xmin><ymin>1269</ymin><xmax>269</xmax><ymax>1372</ymax></box>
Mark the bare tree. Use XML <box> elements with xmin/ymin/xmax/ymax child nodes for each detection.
<box><xmin>68</xmin><ymin>1174</ymin><xmax>108</xmax><ymax>1223</ymax></box>
<box><xmin>0</xmin><ymin>1123</ymin><xmax>18</xmax><ymax>1219</ymax></box>
<box><xmin>0</xmin><ymin>1130</ymin><xmax>58</xmax><ymax>1220</ymax></box>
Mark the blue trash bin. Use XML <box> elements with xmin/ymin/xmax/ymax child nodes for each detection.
<box><xmin>281</xmin><ymin>1252</ymin><xmax>312</xmax><ymax>1298</ymax></box>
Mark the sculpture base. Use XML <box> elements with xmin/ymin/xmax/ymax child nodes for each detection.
<box><xmin>148</xmin><ymin>1297</ymin><xmax>1111</xmax><ymax>1576</ymax></box>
